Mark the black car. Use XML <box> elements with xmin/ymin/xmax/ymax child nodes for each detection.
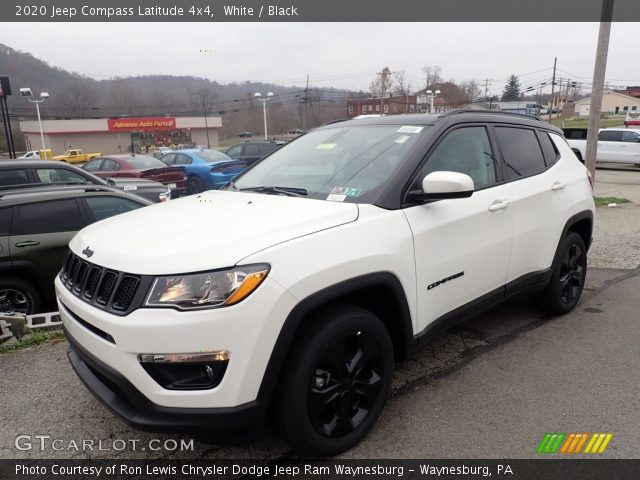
<box><xmin>237</xmin><ymin>131</ymin><xmax>253</xmax><ymax>138</ymax></box>
<box><xmin>0</xmin><ymin>185</ymin><xmax>152</xmax><ymax>314</ymax></box>
<box><xmin>0</xmin><ymin>160</ymin><xmax>170</xmax><ymax>203</ymax></box>
<box><xmin>224</xmin><ymin>140</ymin><xmax>285</xmax><ymax>165</ymax></box>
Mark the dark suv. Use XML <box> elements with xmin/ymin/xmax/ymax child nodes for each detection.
<box><xmin>0</xmin><ymin>160</ymin><xmax>170</xmax><ymax>203</ymax></box>
<box><xmin>224</xmin><ymin>140</ymin><xmax>285</xmax><ymax>164</ymax></box>
<box><xmin>0</xmin><ymin>185</ymin><xmax>152</xmax><ymax>314</ymax></box>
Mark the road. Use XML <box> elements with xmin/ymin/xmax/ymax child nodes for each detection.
<box><xmin>1</xmin><ymin>168</ymin><xmax>640</xmax><ymax>460</ymax></box>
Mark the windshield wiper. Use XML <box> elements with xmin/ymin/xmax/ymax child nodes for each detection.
<box><xmin>239</xmin><ymin>186</ymin><xmax>308</xmax><ymax>197</ymax></box>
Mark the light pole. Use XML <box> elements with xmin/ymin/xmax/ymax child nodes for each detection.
<box><xmin>20</xmin><ymin>88</ymin><xmax>49</xmax><ymax>151</ymax></box>
<box><xmin>255</xmin><ymin>92</ymin><xmax>273</xmax><ymax>140</ymax></box>
<box><xmin>426</xmin><ymin>89</ymin><xmax>441</xmax><ymax>113</ymax></box>
<box><xmin>197</xmin><ymin>94</ymin><xmax>211</xmax><ymax>148</ymax></box>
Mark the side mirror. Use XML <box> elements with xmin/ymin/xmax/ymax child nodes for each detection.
<box><xmin>407</xmin><ymin>171</ymin><xmax>474</xmax><ymax>202</ymax></box>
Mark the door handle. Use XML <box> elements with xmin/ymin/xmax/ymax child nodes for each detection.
<box><xmin>488</xmin><ymin>200</ymin><xmax>511</xmax><ymax>211</ymax></box>
<box><xmin>551</xmin><ymin>181</ymin><xmax>566</xmax><ymax>191</ymax></box>
<box><xmin>15</xmin><ymin>241</ymin><xmax>40</xmax><ymax>247</ymax></box>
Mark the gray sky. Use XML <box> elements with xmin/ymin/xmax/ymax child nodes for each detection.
<box><xmin>1</xmin><ymin>22</ymin><xmax>638</xmax><ymax>96</ymax></box>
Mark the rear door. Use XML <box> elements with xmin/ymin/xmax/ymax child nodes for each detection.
<box><xmin>0</xmin><ymin>207</ymin><xmax>13</xmax><ymax>275</ymax></box>
<box><xmin>10</xmin><ymin>199</ymin><xmax>88</xmax><ymax>288</ymax></box>
<box><xmin>597</xmin><ymin>130</ymin><xmax>624</xmax><ymax>162</ymax></box>
<box><xmin>620</xmin><ymin>130</ymin><xmax>640</xmax><ymax>164</ymax></box>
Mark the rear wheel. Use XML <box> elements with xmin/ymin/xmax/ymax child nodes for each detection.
<box><xmin>0</xmin><ymin>278</ymin><xmax>41</xmax><ymax>315</ymax></box>
<box><xmin>278</xmin><ymin>306</ymin><xmax>393</xmax><ymax>455</ymax></box>
<box><xmin>188</xmin><ymin>176</ymin><xmax>204</xmax><ymax>194</ymax></box>
<box><xmin>537</xmin><ymin>232</ymin><xmax>587</xmax><ymax>314</ymax></box>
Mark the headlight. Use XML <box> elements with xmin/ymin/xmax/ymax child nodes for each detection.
<box><xmin>145</xmin><ymin>264</ymin><xmax>269</xmax><ymax>310</ymax></box>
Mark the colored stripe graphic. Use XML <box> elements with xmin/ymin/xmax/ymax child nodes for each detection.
<box><xmin>538</xmin><ymin>433</ymin><xmax>613</xmax><ymax>454</ymax></box>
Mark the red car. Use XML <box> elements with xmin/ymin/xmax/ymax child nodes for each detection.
<box><xmin>82</xmin><ymin>155</ymin><xmax>187</xmax><ymax>197</ymax></box>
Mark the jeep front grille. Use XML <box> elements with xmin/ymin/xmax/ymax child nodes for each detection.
<box><xmin>59</xmin><ymin>250</ymin><xmax>147</xmax><ymax>315</ymax></box>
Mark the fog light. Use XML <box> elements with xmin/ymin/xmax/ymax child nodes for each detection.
<box><xmin>138</xmin><ymin>351</ymin><xmax>229</xmax><ymax>390</ymax></box>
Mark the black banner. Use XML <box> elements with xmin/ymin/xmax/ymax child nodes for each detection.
<box><xmin>1</xmin><ymin>0</ymin><xmax>640</xmax><ymax>22</ymax></box>
<box><xmin>3</xmin><ymin>459</ymin><xmax>640</xmax><ymax>480</ymax></box>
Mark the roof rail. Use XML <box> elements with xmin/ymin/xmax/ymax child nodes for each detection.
<box><xmin>320</xmin><ymin>118</ymin><xmax>349</xmax><ymax>126</ymax></box>
<box><xmin>440</xmin><ymin>109</ymin><xmax>542</xmax><ymax>121</ymax></box>
<box><xmin>0</xmin><ymin>184</ymin><xmax>115</xmax><ymax>200</ymax></box>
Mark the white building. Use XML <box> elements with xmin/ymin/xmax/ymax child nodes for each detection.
<box><xmin>574</xmin><ymin>92</ymin><xmax>640</xmax><ymax>117</ymax></box>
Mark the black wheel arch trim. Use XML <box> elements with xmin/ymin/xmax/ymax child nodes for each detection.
<box><xmin>561</xmin><ymin>210</ymin><xmax>594</xmax><ymax>251</ymax></box>
<box><xmin>256</xmin><ymin>272</ymin><xmax>413</xmax><ymax>405</ymax></box>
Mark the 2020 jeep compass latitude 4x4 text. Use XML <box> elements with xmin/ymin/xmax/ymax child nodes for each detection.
<box><xmin>57</xmin><ymin>111</ymin><xmax>595</xmax><ymax>455</ymax></box>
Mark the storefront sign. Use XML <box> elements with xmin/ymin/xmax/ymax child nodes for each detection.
<box><xmin>107</xmin><ymin>117</ymin><xmax>176</xmax><ymax>131</ymax></box>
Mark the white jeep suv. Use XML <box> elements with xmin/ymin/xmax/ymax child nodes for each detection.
<box><xmin>56</xmin><ymin>111</ymin><xmax>595</xmax><ymax>455</ymax></box>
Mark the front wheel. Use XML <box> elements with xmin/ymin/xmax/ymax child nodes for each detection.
<box><xmin>278</xmin><ymin>306</ymin><xmax>394</xmax><ymax>455</ymax></box>
<box><xmin>537</xmin><ymin>232</ymin><xmax>587</xmax><ymax>315</ymax></box>
<box><xmin>0</xmin><ymin>277</ymin><xmax>41</xmax><ymax>315</ymax></box>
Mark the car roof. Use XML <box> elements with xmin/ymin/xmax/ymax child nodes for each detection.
<box><xmin>0</xmin><ymin>184</ymin><xmax>152</xmax><ymax>207</ymax></box>
<box><xmin>0</xmin><ymin>159</ymin><xmax>82</xmax><ymax>168</ymax></box>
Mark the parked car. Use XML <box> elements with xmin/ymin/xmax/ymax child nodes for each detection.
<box><xmin>58</xmin><ymin>110</ymin><xmax>594</xmax><ymax>454</ymax></box>
<box><xmin>289</xmin><ymin>128</ymin><xmax>304</xmax><ymax>135</ymax></box>
<box><xmin>53</xmin><ymin>149</ymin><xmax>102</xmax><ymax>164</ymax></box>
<box><xmin>17</xmin><ymin>150</ymin><xmax>40</xmax><ymax>159</ymax></box>
<box><xmin>564</xmin><ymin>127</ymin><xmax>640</xmax><ymax>165</ymax></box>
<box><xmin>0</xmin><ymin>185</ymin><xmax>152</xmax><ymax>314</ymax></box>
<box><xmin>238</xmin><ymin>131</ymin><xmax>253</xmax><ymax>138</ymax></box>
<box><xmin>82</xmin><ymin>155</ymin><xmax>187</xmax><ymax>197</ymax></box>
<box><xmin>225</xmin><ymin>140</ymin><xmax>285</xmax><ymax>165</ymax></box>
<box><xmin>152</xmin><ymin>147</ymin><xmax>173</xmax><ymax>159</ymax></box>
<box><xmin>161</xmin><ymin>148</ymin><xmax>251</xmax><ymax>194</ymax></box>
<box><xmin>624</xmin><ymin>111</ymin><xmax>640</xmax><ymax>127</ymax></box>
<box><xmin>0</xmin><ymin>160</ymin><xmax>170</xmax><ymax>203</ymax></box>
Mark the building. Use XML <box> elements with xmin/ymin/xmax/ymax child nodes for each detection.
<box><xmin>19</xmin><ymin>115</ymin><xmax>222</xmax><ymax>155</ymax></box>
<box><xmin>615</xmin><ymin>86</ymin><xmax>640</xmax><ymax>99</ymax></box>
<box><xmin>346</xmin><ymin>95</ymin><xmax>417</xmax><ymax>118</ymax></box>
<box><xmin>574</xmin><ymin>92</ymin><xmax>640</xmax><ymax>117</ymax></box>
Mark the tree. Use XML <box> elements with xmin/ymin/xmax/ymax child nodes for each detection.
<box><xmin>393</xmin><ymin>70</ymin><xmax>412</xmax><ymax>96</ymax></box>
<box><xmin>461</xmin><ymin>79</ymin><xmax>481</xmax><ymax>103</ymax></box>
<box><xmin>502</xmin><ymin>75</ymin><xmax>521</xmax><ymax>101</ymax></box>
<box><xmin>370</xmin><ymin>67</ymin><xmax>392</xmax><ymax>98</ymax></box>
<box><xmin>422</xmin><ymin>65</ymin><xmax>442</xmax><ymax>90</ymax></box>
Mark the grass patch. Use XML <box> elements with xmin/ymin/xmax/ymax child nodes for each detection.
<box><xmin>0</xmin><ymin>329</ymin><xmax>65</xmax><ymax>353</ymax></box>
<box><xmin>594</xmin><ymin>196</ymin><xmax>631</xmax><ymax>207</ymax></box>
<box><xmin>549</xmin><ymin>117</ymin><xmax>626</xmax><ymax>129</ymax></box>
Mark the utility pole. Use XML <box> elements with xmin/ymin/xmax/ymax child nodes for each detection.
<box><xmin>201</xmin><ymin>95</ymin><xmax>210</xmax><ymax>148</ymax></box>
<box><xmin>303</xmin><ymin>74</ymin><xmax>309</xmax><ymax>132</ymax></box>
<box><xmin>548</xmin><ymin>57</ymin><xmax>557</xmax><ymax>122</ymax></box>
<box><xmin>483</xmin><ymin>78</ymin><xmax>491</xmax><ymax>105</ymax></box>
<box><xmin>585</xmin><ymin>0</ymin><xmax>614</xmax><ymax>182</ymax></box>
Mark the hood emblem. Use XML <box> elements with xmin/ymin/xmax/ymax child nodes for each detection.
<box><xmin>81</xmin><ymin>247</ymin><xmax>95</xmax><ymax>258</ymax></box>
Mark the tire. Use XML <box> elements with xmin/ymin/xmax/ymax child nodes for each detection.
<box><xmin>187</xmin><ymin>176</ymin><xmax>204</xmax><ymax>194</ymax></box>
<box><xmin>278</xmin><ymin>305</ymin><xmax>394</xmax><ymax>455</ymax></box>
<box><xmin>537</xmin><ymin>232</ymin><xmax>587</xmax><ymax>315</ymax></box>
<box><xmin>0</xmin><ymin>277</ymin><xmax>41</xmax><ymax>315</ymax></box>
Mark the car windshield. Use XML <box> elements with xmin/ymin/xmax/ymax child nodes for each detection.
<box><xmin>123</xmin><ymin>155</ymin><xmax>168</xmax><ymax>169</ymax></box>
<box><xmin>231</xmin><ymin>124</ymin><xmax>427</xmax><ymax>203</ymax></box>
<box><xmin>194</xmin><ymin>150</ymin><xmax>231</xmax><ymax>163</ymax></box>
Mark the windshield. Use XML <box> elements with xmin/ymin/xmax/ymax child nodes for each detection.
<box><xmin>231</xmin><ymin>124</ymin><xmax>426</xmax><ymax>203</ymax></box>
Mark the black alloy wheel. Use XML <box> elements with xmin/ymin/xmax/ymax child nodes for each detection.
<box><xmin>537</xmin><ymin>232</ymin><xmax>587</xmax><ymax>314</ymax></box>
<box><xmin>188</xmin><ymin>176</ymin><xmax>204</xmax><ymax>194</ymax></box>
<box><xmin>0</xmin><ymin>278</ymin><xmax>41</xmax><ymax>315</ymax></box>
<box><xmin>278</xmin><ymin>306</ymin><xmax>393</xmax><ymax>455</ymax></box>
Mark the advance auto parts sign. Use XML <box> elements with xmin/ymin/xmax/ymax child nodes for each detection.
<box><xmin>107</xmin><ymin>117</ymin><xmax>176</xmax><ymax>131</ymax></box>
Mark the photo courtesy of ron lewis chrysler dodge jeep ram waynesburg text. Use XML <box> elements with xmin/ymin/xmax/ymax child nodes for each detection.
<box><xmin>56</xmin><ymin>111</ymin><xmax>595</xmax><ymax>455</ymax></box>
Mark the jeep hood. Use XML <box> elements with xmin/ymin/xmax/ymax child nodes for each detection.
<box><xmin>69</xmin><ymin>190</ymin><xmax>358</xmax><ymax>274</ymax></box>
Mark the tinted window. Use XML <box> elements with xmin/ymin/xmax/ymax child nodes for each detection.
<box><xmin>193</xmin><ymin>150</ymin><xmax>231</xmax><ymax>163</ymax></box>
<box><xmin>0</xmin><ymin>207</ymin><xmax>13</xmax><ymax>236</ymax></box>
<box><xmin>598</xmin><ymin>130</ymin><xmax>623</xmax><ymax>142</ymax></box>
<box><xmin>0</xmin><ymin>169</ymin><xmax>29</xmax><ymax>186</ymax></box>
<box><xmin>175</xmin><ymin>154</ymin><xmax>192</xmax><ymax>165</ymax></box>
<box><xmin>83</xmin><ymin>159</ymin><xmax>103</xmax><ymax>172</ymax></box>
<box><xmin>259</xmin><ymin>143</ymin><xmax>279</xmax><ymax>155</ymax></box>
<box><xmin>495</xmin><ymin>127</ymin><xmax>546</xmax><ymax>179</ymax></box>
<box><xmin>36</xmin><ymin>168</ymin><xmax>90</xmax><ymax>184</ymax></box>
<box><xmin>244</xmin><ymin>144</ymin><xmax>261</xmax><ymax>156</ymax></box>
<box><xmin>16</xmin><ymin>199</ymin><xmax>84</xmax><ymax>235</ymax></box>
<box><xmin>85</xmin><ymin>196</ymin><xmax>145</xmax><ymax>221</ymax></box>
<box><xmin>417</xmin><ymin>127</ymin><xmax>496</xmax><ymax>189</ymax></box>
<box><xmin>161</xmin><ymin>153</ymin><xmax>177</xmax><ymax>165</ymax></box>
<box><xmin>621</xmin><ymin>131</ymin><xmax>640</xmax><ymax>143</ymax></box>
<box><xmin>226</xmin><ymin>145</ymin><xmax>242</xmax><ymax>158</ymax></box>
<box><xmin>538</xmin><ymin>132</ymin><xmax>560</xmax><ymax>165</ymax></box>
<box><xmin>102</xmin><ymin>159</ymin><xmax>119</xmax><ymax>171</ymax></box>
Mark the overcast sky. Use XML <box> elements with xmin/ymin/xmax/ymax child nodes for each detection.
<box><xmin>1</xmin><ymin>23</ymin><xmax>638</xmax><ymax>96</ymax></box>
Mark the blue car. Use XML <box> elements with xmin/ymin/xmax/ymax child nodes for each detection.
<box><xmin>160</xmin><ymin>148</ymin><xmax>252</xmax><ymax>194</ymax></box>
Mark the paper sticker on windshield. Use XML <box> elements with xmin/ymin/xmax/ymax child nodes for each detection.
<box><xmin>331</xmin><ymin>186</ymin><xmax>362</xmax><ymax>197</ymax></box>
<box><xmin>123</xmin><ymin>185</ymin><xmax>138</xmax><ymax>191</ymax></box>
<box><xmin>397</xmin><ymin>126</ymin><xmax>423</xmax><ymax>134</ymax></box>
<box><xmin>316</xmin><ymin>143</ymin><xmax>336</xmax><ymax>150</ymax></box>
<box><xmin>326</xmin><ymin>194</ymin><xmax>346</xmax><ymax>202</ymax></box>
<box><xmin>395</xmin><ymin>135</ymin><xmax>410</xmax><ymax>144</ymax></box>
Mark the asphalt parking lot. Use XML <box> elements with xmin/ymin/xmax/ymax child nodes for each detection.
<box><xmin>1</xmin><ymin>167</ymin><xmax>639</xmax><ymax>460</ymax></box>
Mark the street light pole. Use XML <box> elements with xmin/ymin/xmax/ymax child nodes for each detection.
<box><xmin>255</xmin><ymin>92</ymin><xmax>274</xmax><ymax>140</ymax></box>
<box><xmin>201</xmin><ymin>95</ymin><xmax>211</xmax><ymax>148</ymax></box>
<box><xmin>426</xmin><ymin>89</ymin><xmax>441</xmax><ymax>113</ymax></box>
<box><xmin>21</xmin><ymin>89</ymin><xmax>49</xmax><ymax>151</ymax></box>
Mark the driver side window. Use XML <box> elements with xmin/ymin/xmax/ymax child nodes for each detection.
<box><xmin>415</xmin><ymin>127</ymin><xmax>497</xmax><ymax>190</ymax></box>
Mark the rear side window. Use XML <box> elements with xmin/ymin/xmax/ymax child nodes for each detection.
<box><xmin>0</xmin><ymin>207</ymin><xmax>13</xmax><ymax>236</ymax></box>
<box><xmin>15</xmin><ymin>199</ymin><xmax>84</xmax><ymax>235</ymax></box>
<box><xmin>538</xmin><ymin>131</ymin><xmax>560</xmax><ymax>166</ymax></box>
<box><xmin>36</xmin><ymin>168</ymin><xmax>90</xmax><ymax>184</ymax></box>
<box><xmin>84</xmin><ymin>196</ymin><xmax>144</xmax><ymax>221</ymax></box>
<box><xmin>83</xmin><ymin>159</ymin><xmax>103</xmax><ymax>172</ymax></box>
<box><xmin>598</xmin><ymin>130</ymin><xmax>623</xmax><ymax>142</ymax></box>
<box><xmin>102</xmin><ymin>159</ymin><xmax>120</xmax><ymax>171</ymax></box>
<box><xmin>259</xmin><ymin>143</ymin><xmax>278</xmax><ymax>155</ymax></box>
<box><xmin>244</xmin><ymin>144</ymin><xmax>261</xmax><ymax>156</ymax></box>
<box><xmin>495</xmin><ymin>127</ymin><xmax>547</xmax><ymax>180</ymax></box>
<box><xmin>0</xmin><ymin>169</ymin><xmax>29</xmax><ymax>186</ymax></box>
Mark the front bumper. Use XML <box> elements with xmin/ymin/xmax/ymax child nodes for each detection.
<box><xmin>65</xmin><ymin>326</ymin><xmax>266</xmax><ymax>433</ymax></box>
